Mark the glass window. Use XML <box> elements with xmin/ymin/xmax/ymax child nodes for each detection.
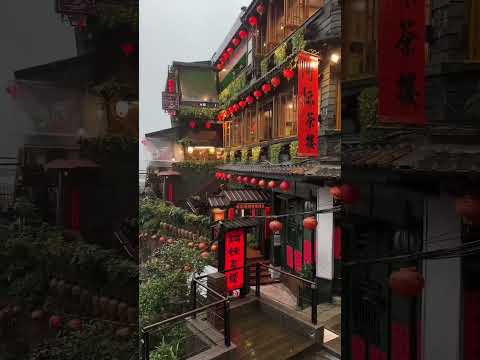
<box><xmin>245</xmin><ymin>109</ymin><xmax>257</xmax><ymax>145</ymax></box>
<box><xmin>275</xmin><ymin>91</ymin><xmax>297</xmax><ymax>138</ymax></box>
<box><xmin>258</xmin><ymin>102</ymin><xmax>274</xmax><ymax>142</ymax></box>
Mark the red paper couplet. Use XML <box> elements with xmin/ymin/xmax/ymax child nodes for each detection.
<box><xmin>224</xmin><ymin>229</ymin><xmax>245</xmax><ymax>291</ymax></box>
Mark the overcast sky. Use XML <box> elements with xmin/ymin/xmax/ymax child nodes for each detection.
<box><xmin>139</xmin><ymin>0</ymin><xmax>250</xmax><ymax>170</ymax></box>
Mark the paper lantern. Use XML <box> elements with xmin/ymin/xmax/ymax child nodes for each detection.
<box><xmin>253</xmin><ymin>90</ymin><xmax>263</xmax><ymax>99</ymax></box>
<box><xmin>262</xmin><ymin>83</ymin><xmax>272</xmax><ymax>94</ymax></box>
<box><xmin>227</xmin><ymin>47</ymin><xmax>234</xmax><ymax>55</ymax></box>
<box><xmin>269</xmin><ymin>220</ymin><xmax>283</xmax><ymax>233</ymax></box>
<box><xmin>168</xmin><ymin>79</ymin><xmax>175</xmax><ymax>93</ymax></box>
<box><xmin>237</xmin><ymin>176</ymin><xmax>243</xmax><ymax>183</ymax></box>
<box><xmin>389</xmin><ymin>267</ymin><xmax>424</xmax><ymax>297</ymax></box>
<box><xmin>246</xmin><ymin>95</ymin><xmax>255</xmax><ymax>104</ymax></box>
<box><xmin>283</xmin><ymin>68</ymin><xmax>295</xmax><ymax>80</ymax></box>
<box><xmin>256</xmin><ymin>3</ymin><xmax>265</xmax><ymax>15</ymax></box>
<box><xmin>216</xmin><ymin>63</ymin><xmax>224</xmax><ymax>71</ymax></box>
<box><xmin>243</xmin><ymin>176</ymin><xmax>250</xmax><ymax>184</ymax></box>
<box><xmin>303</xmin><ymin>216</ymin><xmax>318</xmax><ymax>230</ymax></box>
<box><xmin>267</xmin><ymin>180</ymin><xmax>277</xmax><ymax>189</ymax></box>
<box><xmin>330</xmin><ymin>186</ymin><xmax>342</xmax><ymax>200</ymax></box>
<box><xmin>239</xmin><ymin>30</ymin><xmax>248</xmax><ymax>39</ymax></box>
<box><xmin>189</xmin><ymin>120</ymin><xmax>197</xmax><ymax>129</ymax></box>
<box><xmin>248</xmin><ymin>16</ymin><xmax>258</xmax><ymax>26</ymax></box>
<box><xmin>250</xmin><ymin>178</ymin><xmax>258</xmax><ymax>186</ymax></box>
<box><xmin>205</xmin><ymin>121</ymin><xmax>213</xmax><ymax>129</ymax></box>
<box><xmin>271</xmin><ymin>76</ymin><xmax>281</xmax><ymax>88</ymax></box>
<box><xmin>232</xmin><ymin>38</ymin><xmax>240</xmax><ymax>46</ymax></box>
<box><xmin>233</xmin><ymin>104</ymin><xmax>240</xmax><ymax>112</ymax></box>
<box><xmin>239</xmin><ymin>100</ymin><xmax>247</xmax><ymax>108</ymax></box>
<box><xmin>258</xmin><ymin>179</ymin><xmax>266</xmax><ymax>188</ymax></box>
<box><xmin>227</xmin><ymin>174</ymin><xmax>232</xmax><ymax>180</ymax></box>
<box><xmin>279</xmin><ymin>181</ymin><xmax>290</xmax><ymax>191</ymax></box>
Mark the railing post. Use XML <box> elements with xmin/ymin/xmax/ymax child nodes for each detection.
<box><xmin>311</xmin><ymin>282</ymin><xmax>317</xmax><ymax>325</ymax></box>
<box><xmin>191</xmin><ymin>279</ymin><xmax>197</xmax><ymax>318</ymax></box>
<box><xmin>142</xmin><ymin>331</ymin><xmax>150</xmax><ymax>360</ymax></box>
<box><xmin>224</xmin><ymin>299</ymin><xmax>231</xmax><ymax>347</ymax></box>
<box><xmin>255</xmin><ymin>262</ymin><xmax>261</xmax><ymax>297</ymax></box>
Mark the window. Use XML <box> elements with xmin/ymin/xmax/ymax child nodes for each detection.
<box><xmin>232</xmin><ymin>117</ymin><xmax>242</xmax><ymax>146</ymax></box>
<box><xmin>258</xmin><ymin>102</ymin><xmax>274</xmax><ymax>142</ymax></box>
<box><xmin>223</xmin><ymin>121</ymin><xmax>231</xmax><ymax>148</ymax></box>
<box><xmin>469</xmin><ymin>0</ymin><xmax>480</xmax><ymax>60</ymax></box>
<box><xmin>275</xmin><ymin>91</ymin><xmax>297</xmax><ymax>138</ymax></box>
<box><xmin>245</xmin><ymin>109</ymin><xmax>257</xmax><ymax>145</ymax></box>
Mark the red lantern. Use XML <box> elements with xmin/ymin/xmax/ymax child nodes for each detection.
<box><xmin>283</xmin><ymin>68</ymin><xmax>295</xmax><ymax>80</ymax></box>
<box><xmin>256</xmin><ymin>3</ymin><xmax>265</xmax><ymax>15</ymax></box>
<box><xmin>216</xmin><ymin>63</ymin><xmax>224</xmax><ymax>71</ymax></box>
<box><xmin>205</xmin><ymin>121</ymin><xmax>213</xmax><ymax>129</ymax></box>
<box><xmin>271</xmin><ymin>76</ymin><xmax>281</xmax><ymax>88</ymax></box>
<box><xmin>243</xmin><ymin>176</ymin><xmax>250</xmax><ymax>184</ymax></box>
<box><xmin>239</xmin><ymin>30</ymin><xmax>248</xmax><ymax>39</ymax></box>
<box><xmin>215</xmin><ymin>172</ymin><xmax>220</xmax><ymax>179</ymax></box>
<box><xmin>279</xmin><ymin>181</ymin><xmax>290</xmax><ymax>191</ymax></box>
<box><xmin>389</xmin><ymin>267</ymin><xmax>424</xmax><ymax>297</ymax></box>
<box><xmin>233</xmin><ymin>104</ymin><xmax>240</xmax><ymax>112</ymax></box>
<box><xmin>262</xmin><ymin>83</ymin><xmax>272</xmax><ymax>94</ymax></box>
<box><xmin>232</xmin><ymin>38</ymin><xmax>240</xmax><ymax>46</ymax></box>
<box><xmin>237</xmin><ymin>176</ymin><xmax>243</xmax><ymax>183</ymax></box>
<box><xmin>258</xmin><ymin>179</ymin><xmax>266</xmax><ymax>188</ymax></box>
<box><xmin>227</xmin><ymin>47</ymin><xmax>234</xmax><ymax>55</ymax></box>
<box><xmin>267</xmin><ymin>180</ymin><xmax>277</xmax><ymax>189</ymax></box>
<box><xmin>239</xmin><ymin>100</ymin><xmax>247</xmax><ymax>108</ymax></box>
<box><xmin>455</xmin><ymin>196</ymin><xmax>480</xmax><ymax>223</ymax></box>
<box><xmin>227</xmin><ymin>174</ymin><xmax>232</xmax><ymax>180</ymax></box>
<box><xmin>120</xmin><ymin>43</ymin><xmax>136</xmax><ymax>56</ymax></box>
<box><xmin>253</xmin><ymin>90</ymin><xmax>263</xmax><ymax>99</ymax></box>
<box><xmin>250</xmin><ymin>178</ymin><xmax>258</xmax><ymax>186</ymax></box>
<box><xmin>303</xmin><ymin>216</ymin><xmax>318</xmax><ymax>231</ymax></box>
<box><xmin>248</xmin><ymin>16</ymin><xmax>258</xmax><ymax>26</ymax></box>
<box><xmin>189</xmin><ymin>120</ymin><xmax>197</xmax><ymax>129</ymax></box>
<box><xmin>246</xmin><ymin>95</ymin><xmax>255</xmax><ymax>104</ymax></box>
<box><xmin>49</xmin><ymin>315</ymin><xmax>62</xmax><ymax>329</ymax></box>
<box><xmin>330</xmin><ymin>186</ymin><xmax>342</xmax><ymax>200</ymax></box>
<box><xmin>269</xmin><ymin>220</ymin><xmax>283</xmax><ymax>233</ymax></box>
<box><xmin>223</xmin><ymin>52</ymin><xmax>230</xmax><ymax>60</ymax></box>
<box><xmin>168</xmin><ymin>79</ymin><xmax>175</xmax><ymax>93</ymax></box>
<box><xmin>340</xmin><ymin>184</ymin><xmax>360</xmax><ymax>204</ymax></box>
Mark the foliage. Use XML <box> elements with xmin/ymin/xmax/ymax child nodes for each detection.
<box><xmin>92</xmin><ymin>78</ymin><xmax>133</xmax><ymax>99</ymax></box>
<box><xmin>223</xmin><ymin>151</ymin><xmax>229</xmax><ymax>163</ymax></box>
<box><xmin>247</xmin><ymin>233</ymin><xmax>258</xmax><ymax>249</ymax></box>
<box><xmin>261</xmin><ymin>57</ymin><xmax>269</xmax><ymax>76</ymax></box>
<box><xmin>252</xmin><ymin>146</ymin><xmax>262</xmax><ymax>162</ymax></box>
<box><xmin>173</xmin><ymin>160</ymin><xmax>222</xmax><ymax>175</ymax></box>
<box><xmin>274</xmin><ymin>43</ymin><xmax>288</xmax><ymax>66</ymax></box>
<box><xmin>95</xmin><ymin>3</ymin><xmax>139</xmax><ymax>31</ymax></box>
<box><xmin>30</xmin><ymin>321</ymin><xmax>138</xmax><ymax>360</ymax></box>
<box><xmin>301</xmin><ymin>264</ymin><xmax>314</xmax><ymax>281</ymax></box>
<box><xmin>241</xmin><ymin>148</ymin><xmax>249</xmax><ymax>163</ymax></box>
<box><xmin>79</xmin><ymin>135</ymin><xmax>138</xmax><ymax>162</ymax></box>
<box><xmin>229</xmin><ymin>150</ymin><xmax>236</xmax><ymax>163</ymax></box>
<box><xmin>292</xmin><ymin>28</ymin><xmax>306</xmax><ymax>52</ymax></box>
<box><xmin>219</xmin><ymin>54</ymin><xmax>247</xmax><ymax>92</ymax></box>
<box><xmin>176</xmin><ymin>106</ymin><xmax>217</xmax><ymax>120</ymax></box>
<box><xmin>358</xmin><ymin>87</ymin><xmax>379</xmax><ymax>141</ymax></box>
<box><xmin>289</xmin><ymin>141</ymin><xmax>299</xmax><ymax>160</ymax></box>
<box><xmin>176</xmin><ymin>137</ymin><xmax>194</xmax><ymax>148</ymax></box>
<box><xmin>465</xmin><ymin>92</ymin><xmax>480</xmax><ymax>122</ymax></box>
<box><xmin>269</xmin><ymin>144</ymin><xmax>283</xmax><ymax>164</ymax></box>
<box><xmin>219</xmin><ymin>71</ymin><xmax>247</xmax><ymax>105</ymax></box>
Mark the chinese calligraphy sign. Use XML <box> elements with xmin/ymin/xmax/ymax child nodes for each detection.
<box><xmin>378</xmin><ymin>0</ymin><xmax>426</xmax><ymax>125</ymax></box>
<box><xmin>162</xmin><ymin>92</ymin><xmax>180</xmax><ymax>112</ymax></box>
<box><xmin>297</xmin><ymin>52</ymin><xmax>320</xmax><ymax>157</ymax></box>
<box><xmin>224</xmin><ymin>229</ymin><xmax>246</xmax><ymax>291</ymax></box>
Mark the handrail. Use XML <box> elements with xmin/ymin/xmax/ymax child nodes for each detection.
<box><xmin>192</xmin><ymin>278</ymin><xmax>228</xmax><ymax>300</ymax></box>
<box><xmin>142</xmin><ymin>298</ymin><xmax>227</xmax><ymax>333</ymax></box>
<box><xmin>257</xmin><ymin>262</ymin><xmax>315</xmax><ymax>286</ymax></box>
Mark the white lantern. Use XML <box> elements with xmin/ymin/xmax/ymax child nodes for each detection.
<box><xmin>115</xmin><ymin>101</ymin><xmax>129</xmax><ymax>118</ymax></box>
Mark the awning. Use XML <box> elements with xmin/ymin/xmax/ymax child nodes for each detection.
<box><xmin>221</xmin><ymin>217</ymin><xmax>259</xmax><ymax>230</ymax></box>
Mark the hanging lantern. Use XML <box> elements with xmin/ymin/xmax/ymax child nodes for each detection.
<box><xmin>246</xmin><ymin>95</ymin><xmax>255</xmax><ymax>104</ymax></box>
<box><xmin>233</xmin><ymin>104</ymin><xmax>240</xmax><ymax>112</ymax></box>
<box><xmin>205</xmin><ymin>121</ymin><xmax>213</xmax><ymax>129</ymax></box>
<box><xmin>168</xmin><ymin>79</ymin><xmax>175</xmax><ymax>93</ymax></box>
<box><xmin>269</xmin><ymin>220</ymin><xmax>283</xmax><ymax>234</ymax></box>
<box><xmin>243</xmin><ymin>176</ymin><xmax>250</xmax><ymax>184</ymax></box>
<box><xmin>239</xmin><ymin>30</ymin><xmax>248</xmax><ymax>39</ymax></box>
<box><xmin>216</xmin><ymin>63</ymin><xmax>224</xmax><ymax>71</ymax></box>
<box><xmin>189</xmin><ymin>120</ymin><xmax>197</xmax><ymax>129</ymax></box>
<box><xmin>223</xmin><ymin>52</ymin><xmax>230</xmax><ymax>60</ymax></box>
<box><xmin>258</xmin><ymin>179</ymin><xmax>266</xmax><ymax>188</ymax></box>
<box><xmin>239</xmin><ymin>100</ymin><xmax>247</xmax><ymax>108</ymax></box>
<box><xmin>271</xmin><ymin>76</ymin><xmax>281</xmax><ymax>88</ymax></box>
<box><xmin>256</xmin><ymin>3</ymin><xmax>265</xmax><ymax>15</ymax></box>
<box><xmin>248</xmin><ymin>16</ymin><xmax>258</xmax><ymax>27</ymax></box>
<box><xmin>283</xmin><ymin>68</ymin><xmax>295</xmax><ymax>80</ymax></box>
<box><xmin>227</xmin><ymin>174</ymin><xmax>232</xmax><ymax>180</ymax></box>
<box><xmin>279</xmin><ymin>181</ymin><xmax>290</xmax><ymax>191</ymax></box>
<box><xmin>253</xmin><ymin>90</ymin><xmax>263</xmax><ymax>99</ymax></box>
<box><xmin>227</xmin><ymin>47</ymin><xmax>235</xmax><ymax>55</ymax></box>
<box><xmin>250</xmin><ymin>178</ymin><xmax>258</xmax><ymax>186</ymax></box>
<box><xmin>120</xmin><ymin>43</ymin><xmax>136</xmax><ymax>56</ymax></box>
<box><xmin>237</xmin><ymin>176</ymin><xmax>243</xmax><ymax>183</ymax></box>
<box><xmin>389</xmin><ymin>267</ymin><xmax>424</xmax><ymax>297</ymax></box>
<box><xmin>212</xmin><ymin>208</ymin><xmax>225</xmax><ymax>222</ymax></box>
<box><xmin>303</xmin><ymin>216</ymin><xmax>318</xmax><ymax>231</ymax></box>
<box><xmin>340</xmin><ymin>184</ymin><xmax>360</xmax><ymax>204</ymax></box>
<box><xmin>455</xmin><ymin>196</ymin><xmax>480</xmax><ymax>223</ymax></box>
<box><xmin>267</xmin><ymin>180</ymin><xmax>277</xmax><ymax>189</ymax></box>
<box><xmin>232</xmin><ymin>38</ymin><xmax>240</xmax><ymax>46</ymax></box>
<box><xmin>330</xmin><ymin>186</ymin><xmax>342</xmax><ymax>200</ymax></box>
<box><xmin>262</xmin><ymin>83</ymin><xmax>272</xmax><ymax>94</ymax></box>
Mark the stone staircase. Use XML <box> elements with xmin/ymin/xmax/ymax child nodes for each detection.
<box><xmin>246</xmin><ymin>257</ymin><xmax>280</xmax><ymax>286</ymax></box>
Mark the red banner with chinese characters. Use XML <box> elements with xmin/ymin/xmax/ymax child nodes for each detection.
<box><xmin>297</xmin><ymin>52</ymin><xmax>320</xmax><ymax>157</ymax></box>
<box><xmin>224</xmin><ymin>229</ymin><xmax>245</xmax><ymax>291</ymax></box>
<box><xmin>378</xmin><ymin>0</ymin><xmax>426</xmax><ymax>125</ymax></box>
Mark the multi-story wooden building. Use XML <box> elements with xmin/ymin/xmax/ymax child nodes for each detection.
<box><xmin>341</xmin><ymin>1</ymin><xmax>480</xmax><ymax>359</ymax></box>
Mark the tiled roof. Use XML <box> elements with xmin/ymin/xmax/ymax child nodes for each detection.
<box><xmin>208</xmin><ymin>189</ymin><xmax>270</xmax><ymax>208</ymax></box>
<box><xmin>222</xmin><ymin>217</ymin><xmax>259</xmax><ymax>230</ymax></box>
<box><xmin>218</xmin><ymin>159</ymin><xmax>340</xmax><ymax>180</ymax></box>
<box><xmin>208</xmin><ymin>196</ymin><xmax>229</xmax><ymax>208</ymax></box>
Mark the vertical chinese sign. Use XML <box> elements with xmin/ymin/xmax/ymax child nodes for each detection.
<box><xmin>297</xmin><ymin>52</ymin><xmax>320</xmax><ymax>157</ymax></box>
<box><xmin>224</xmin><ymin>229</ymin><xmax>246</xmax><ymax>291</ymax></box>
<box><xmin>378</xmin><ymin>0</ymin><xmax>426</xmax><ymax>125</ymax></box>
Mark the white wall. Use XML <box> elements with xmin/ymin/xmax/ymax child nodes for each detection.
<box><xmin>316</xmin><ymin>186</ymin><xmax>333</xmax><ymax>280</ymax></box>
<box><xmin>422</xmin><ymin>194</ymin><xmax>462</xmax><ymax>360</ymax></box>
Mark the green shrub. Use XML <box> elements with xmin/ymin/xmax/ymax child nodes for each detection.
<box><xmin>252</xmin><ymin>146</ymin><xmax>262</xmax><ymax>162</ymax></box>
<box><xmin>269</xmin><ymin>144</ymin><xmax>283</xmax><ymax>164</ymax></box>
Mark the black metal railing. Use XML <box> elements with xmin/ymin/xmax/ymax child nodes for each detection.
<box><xmin>141</xmin><ymin>276</ymin><xmax>231</xmax><ymax>360</ymax></box>
<box><xmin>252</xmin><ymin>262</ymin><xmax>318</xmax><ymax>325</ymax></box>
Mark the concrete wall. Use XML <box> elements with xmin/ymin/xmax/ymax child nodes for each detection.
<box><xmin>422</xmin><ymin>194</ymin><xmax>462</xmax><ymax>360</ymax></box>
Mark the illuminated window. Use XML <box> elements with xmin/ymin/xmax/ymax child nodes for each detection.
<box><xmin>275</xmin><ymin>91</ymin><xmax>297</xmax><ymax>138</ymax></box>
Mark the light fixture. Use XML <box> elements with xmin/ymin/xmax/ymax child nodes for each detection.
<box><xmin>209</xmin><ymin>148</ymin><xmax>215</xmax><ymax>154</ymax></box>
<box><xmin>330</xmin><ymin>53</ymin><xmax>340</xmax><ymax>64</ymax></box>
<box><xmin>187</xmin><ymin>146</ymin><xmax>194</xmax><ymax>154</ymax></box>
<box><xmin>288</xmin><ymin>103</ymin><xmax>293</xmax><ymax>109</ymax></box>
<box><xmin>280</xmin><ymin>25</ymin><xmax>284</xmax><ymax>30</ymax></box>
<box><xmin>171</xmin><ymin>157</ymin><xmax>176</xmax><ymax>162</ymax></box>
<box><xmin>222</xmin><ymin>68</ymin><xmax>227</xmax><ymax>72</ymax></box>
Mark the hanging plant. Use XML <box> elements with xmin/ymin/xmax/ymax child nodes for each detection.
<box><xmin>274</xmin><ymin>43</ymin><xmax>288</xmax><ymax>66</ymax></box>
<box><xmin>261</xmin><ymin>57</ymin><xmax>269</xmax><ymax>76</ymax></box>
<box><xmin>269</xmin><ymin>143</ymin><xmax>282</xmax><ymax>164</ymax></box>
<box><xmin>252</xmin><ymin>146</ymin><xmax>262</xmax><ymax>162</ymax></box>
<box><xmin>292</xmin><ymin>28</ymin><xmax>306</xmax><ymax>51</ymax></box>
<box><xmin>177</xmin><ymin>106</ymin><xmax>217</xmax><ymax>120</ymax></box>
<box><xmin>230</xmin><ymin>150</ymin><xmax>236</xmax><ymax>163</ymax></box>
<box><xmin>289</xmin><ymin>140</ymin><xmax>298</xmax><ymax>159</ymax></box>
<box><xmin>241</xmin><ymin>148</ymin><xmax>249</xmax><ymax>163</ymax></box>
